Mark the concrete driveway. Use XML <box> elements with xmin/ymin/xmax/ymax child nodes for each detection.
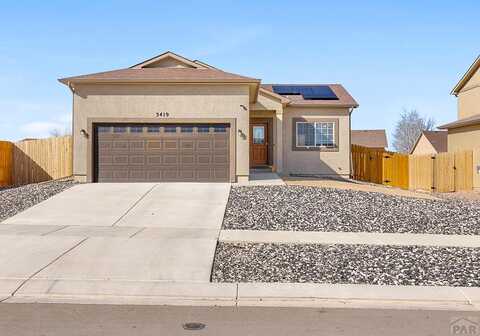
<box><xmin>0</xmin><ymin>183</ymin><xmax>231</xmax><ymax>295</ymax></box>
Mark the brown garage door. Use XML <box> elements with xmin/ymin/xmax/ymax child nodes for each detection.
<box><xmin>94</xmin><ymin>123</ymin><xmax>230</xmax><ymax>182</ymax></box>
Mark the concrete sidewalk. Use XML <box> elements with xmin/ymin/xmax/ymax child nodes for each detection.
<box><xmin>220</xmin><ymin>229</ymin><xmax>480</xmax><ymax>247</ymax></box>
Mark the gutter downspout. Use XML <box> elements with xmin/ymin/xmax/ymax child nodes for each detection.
<box><xmin>348</xmin><ymin>107</ymin><xmax>355</xmax><ymax>178</ymax></box>
<box><xmin>67</xmin><ymin>82</ymin><xmax>76</xmax><ymax>180</ymax></box>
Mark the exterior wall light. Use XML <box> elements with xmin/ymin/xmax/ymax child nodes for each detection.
<box><xmin>238</xmin><ymin>129</ymin><xmax>246</xmax><ymax>140</ymax></box>
<box><xmin>80</xmin><ymin>129</ymin><xmax>89</xmax><ymax>138</ymax></box>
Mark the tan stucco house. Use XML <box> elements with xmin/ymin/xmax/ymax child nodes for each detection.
<box><xmin>438</xmin><ymin>54</ymin><xmax>480</xmax><ymax>189</ymax></box>
<box><xmin>439</xmin><ymin>55</ymin><xmax>480</xmax><ymax>151</ymax></box>
<box><xmin>351</xmin><ymin>129</ymin><xmax>388</xmax><ymax>150</ymax></box>
<box><xmin>60</xmin><ymin>51</ymin><xmax>358</xmax><ymax>183</ymax></box>
<box><xmin>410</xmin><ymin>130</ymin><xmax>447</xmax><ymax>155</ymax></box>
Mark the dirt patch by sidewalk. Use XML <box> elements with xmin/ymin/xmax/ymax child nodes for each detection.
<box><xmin>438</xmin><ymin>191</ymin><xmax>480</xmax><ymax>202</ymax></box>
<box><xmin>284</xmin><ymin>178</ymin><xmax>438</xmax><ymax>200</ymax></box>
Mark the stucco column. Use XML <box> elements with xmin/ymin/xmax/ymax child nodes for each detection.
<box><xmin>275</xmin><ymin>110</ymin><xmax>284</xmax><ymax>174</ymax></box>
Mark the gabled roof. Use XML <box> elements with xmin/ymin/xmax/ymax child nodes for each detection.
<box><xmin>351</xmin><ymin>130</ymin><xmax>388</xmax><ymax>148</ymax></box>
<box><xmin>438</xmin><ymin>113</ymin><xmax>480</xmax><ymax>129</ymax></box>
<box><xmin>261</xmin><ymin>84</ymin><xmax>358</xmax><ymax>108</ymax></box>
<box><xmin>411</xmin><ymin>130</ymin><xmax>447</xmax><ymax>154</ymax></box>
<box><xmin>451</xmin><ymin>55</ymin><xmax>480</xmax><ymax>95</ymax></box>
<box><xmin>59</xmin><ymin>51</ymin><xmax>260</xmax><ymax>87</ymax></box>
<box><xmin>130</xmin><ymin>51</ymin><xmax>205</xmax><ymax>69</ymax></box>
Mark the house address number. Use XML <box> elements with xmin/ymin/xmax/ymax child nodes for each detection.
<box><xmin>155</xmin><ymin>112</ymin><xmax>170</xmax><ymax>117</ymax></box>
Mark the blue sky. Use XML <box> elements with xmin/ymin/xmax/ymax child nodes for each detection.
<box><xmin>0</xmin><ymin>0</ymin><xmax>478</xmax><ymax>144</ymax></box>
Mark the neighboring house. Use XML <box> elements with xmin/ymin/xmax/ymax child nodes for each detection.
<box><xmin>351</xmin><ymin>129</ymin><xmax>388</xmax><ymax>150</ymax></box>
<box><xmin>438</xmin><ymin>55</ymin><xmax>480</xmax><ymax>152</ymax></box>
<box><xmin>60</xmin><ymin>51</ymin><xmax>358</xmax><ymax>183</ymax></box>
<box><xmin>438</xmin><ymin>54</ymin><xmax>480</xmax><ymax>190</ymax></box>
<box><xmin>410</xmin><ymin>131</ymin><xmax>447</xmax><ymax>155</ymax></box>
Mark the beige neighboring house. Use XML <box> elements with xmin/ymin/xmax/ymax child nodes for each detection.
<box><xmin>59</xmin><ymin>51</ymin><xmax>358</xmax><ymax>183</ymax></box>
<box><xmin>351</xmin><ymin>129</ymin><xmax>387</xmax><ymax>150</ymax></box>
<box><xmin>439</xmin><ymin>55</ymin><xmax>480</xmax><ymax>150</ymax></box>
<box><xmin>439</xmin><ymin>54</ymin><xmax>480</xmax><ymax>189</ymax></box>
<box><xmin>410</xmin><ymin>131</ymin><xmax>447</xmax><ymax>155</ymax></box>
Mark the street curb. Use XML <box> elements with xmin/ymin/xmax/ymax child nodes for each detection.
<box><xmin>1</xmin><ymin>280</ymin><xmax>480</xmax><ymax>311</ymax></box>
<box><xmin>236</xmin><ymin>283</ymin><xmax>480</xmax><ymax>310</ymax></box>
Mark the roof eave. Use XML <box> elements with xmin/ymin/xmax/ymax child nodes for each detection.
<box><xmin>259</xmin><ymin>87</ymin><xmax>291</xmax><ymax>104</ymax></box>
<box><xmin>58</xmin><ymin>78</ymin><xmax>261</xmax><ymax>85</ymax></box>
<box><xmin>451</xmin><ymin>55</ymin><xmax>480</xmax><ymax>96</ymax></box>
<box><xmin>287</xmin><ymin>102</ymin><xmax>359</xmax><ymax>108</ymax></box>
<box><xmin>438</xmin><ymin>120</ymin><xmax>480</xmax><ymax>130</ymax></box>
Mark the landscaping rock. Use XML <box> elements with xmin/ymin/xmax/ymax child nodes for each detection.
<box><xmin>212</xmin><ymin>242</ymin><xmax>480</xmax><ymax>286</ymax></box>
<box><xmin>0</xmin><ymin>179</ymin><xmax>77</xmax><ymax>222</ymax></box>
<box><xmin>223</xmin><ymin>186</ymin><xmax>480</xmax><ymax>235</ymax></box>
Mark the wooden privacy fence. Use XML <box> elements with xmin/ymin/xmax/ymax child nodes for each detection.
<box><xmin>352</xmin><ymin>145</ymin><xmax>474</xmax><ymax>192</ymax></box>
<box><xmin>0</xmin><ymin>136</ymin><xmax>73</xmax><ymax>187</ymax></box>
<box><xmin>0</xmin><ymin>141</ymin><xmax>13</xmax><ymax>186</ymax></box>
<box><xmin>351</xmin><ymin>144</ymin><xmax>409</xmax><ymax>189</ymax></box>
<box><xmin>409</xmin><ymin>151</ymin><xmax>473</xmax><ymax>192</ymax></box>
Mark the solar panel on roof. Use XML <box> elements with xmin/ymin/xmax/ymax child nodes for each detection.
<box><xmin>272</xmin><ymin>85</ymin><xmax>338</xmax><ymax>100</ymax></box>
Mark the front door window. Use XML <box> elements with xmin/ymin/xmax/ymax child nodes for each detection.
<box><xmin>253</xmin><ymin>126</ymin><xmax>265</xmax><ymax>144</ymax></box>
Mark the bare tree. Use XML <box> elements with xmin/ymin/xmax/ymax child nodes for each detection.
<box><xmin>392</xmin><ymin>109</ymin><xmax>435</xmax><ymax>153</ymax></box>
<box><xmin>49</xmin><ymin>127</ymin><xmax>71</xmax><ymax>137</ymax></box>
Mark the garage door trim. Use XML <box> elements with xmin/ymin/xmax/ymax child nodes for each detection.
<box><xmin>86</xmin><ymin>118</ymin><xmax>236</xmax><ymax>183</ymax></box>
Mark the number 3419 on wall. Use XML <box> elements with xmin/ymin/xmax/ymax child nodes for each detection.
<box><xmin>155</xmin><ymin>112</ymin><xmax>170</xmax><ymax>117</ymax></box>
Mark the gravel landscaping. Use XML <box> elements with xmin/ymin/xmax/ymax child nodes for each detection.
<box><xmin>0</xmin><ymin>179</ymin><xmax>77</xmax><ymax>222</ymax></box>
<box><xmin>223</xmin><ymin>186</ymin><xmax>480</xmax><ymax>235</ymax></box>
<box><xmin>212</xmin><ymin>242</ymin><xmax>480</xmax><ymax>286</ymax></box>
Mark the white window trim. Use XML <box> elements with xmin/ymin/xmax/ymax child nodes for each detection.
<box><xmin>295</xmin><ymin>121</ymin><xmax>336</xmax><ymax>148</ymax></box>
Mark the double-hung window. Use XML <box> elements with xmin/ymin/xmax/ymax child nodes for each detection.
<box><xmin>296</xmin><ymin>121</ymin><xmax>335</xmax><ymax>148</ymax></box>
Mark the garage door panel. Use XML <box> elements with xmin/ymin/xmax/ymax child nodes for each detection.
<box><xmin>213</xmin><ymin>154</ymin><xmax>228</xmax><ymax>164</ymax></box>
<box><xmin>163</xmin><ymin>155</ymin><xmax>179</xmax><ymax>165</ymax></box>
<box><xmin>129</xmin><ymin>170</ymin><xmax>146</xmax><ymax>180</ymax></box>
<box><xmin>129</xmin><ymin>140</ymin><xmax>145</xmax><ymax>151</ymax></box>
<box><xmin>197</xmin><ymin>155</ymin><xmax>212</xmax><ymax>165</ymax></box>
<box><xmin>180</xmin><ymin>140</ymin><xmax>195</xmax><ymax>151</ymax></box>
<box><xmin>196</xmin><ymin>169</ymin><xmax>212</xmax><ymax>181</ymax></box>
<box><xmin>197</xmin><ymin>140</ymin><xmax>212</xmax><ymax>151</ymax></box>
<box><xmin>98</xmin><ymin>141</ymin><xmax>113</xmax><ymax>151</ymax></box>
<box><xmin>98</xmin><ymin>155</ymin><xmax>113</xmax><ymax>165</ymax></box>
<box><xmin>113</xmin><ymin>141</ymin><xmax>129</xmax><ymax>150</ymax></box>
<box><xmin>146</xmin><ymin>155</ymin><xmax>162</xmax><ymax>165</ymax></box>
<box><xmin>146</xmin><ymin>140</ymin><xmax>162</xmax><ymax>150</ymax></box>
<box><xmin>179</xmin><ymin>170</ymin><xmax>195</xmax><ymax>181</ymax></box>
<box><xmin>112</xmin><ymin>155</ymin><xmax>129</xmax><ymax>165</ymax></box>
<box><xmin>129</xmin><ymin>155</ymin><xmax>145</xmax><ymax>165</ymax></box>
<box><xmin>146</xmin><ymin>170</ymin><xmax>161</xmax><ymax>180</ymax></box>
<box><xmin>164</xmin><ymin>140</ymin><xmax>179</xmax><ymax>151</ymax></box>
<box><xmin>95</xmin><ymin>123</ymin><xmax>230</xmax><ymax>182</ymax></box>
<box><xmin>214</xmin><ymin>139</ymin><xmax>229</xmax><ymax>150</ymax></box>
<box><xmin>214</xmin><ymin>168</ymin><xmax>229</xmax><ymax>179</ymax></box>
<box><xmin>181</xmin><ymin>155</ymin><xmax>195</xmax><ymax>165</ymax></box>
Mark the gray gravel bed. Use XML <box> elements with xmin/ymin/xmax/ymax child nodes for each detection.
<box><xmin>223</xmin><ymin>186</ymin><xmax>480</xmax><ymax>235</ymax></box>
<box><xmin>212</xmin><ymin>242</ymin><xmax>480</xmax><ymax>286</ymax></box>
<box><xmin>0</xmin><ymin>179</ymin><xmax>77</xmax><ymax>222</ymax></box>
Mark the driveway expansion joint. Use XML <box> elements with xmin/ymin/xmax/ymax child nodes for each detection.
<box><xmin>111</xmin><ymin>183</ymin><xmax>159</xmax><ymax>227</ymax></box>
<box><xmin>9</xmin><ymin>237</ymin><xmax>89</xmax><ymax>298</ymax></box>
<box><xmin>41</xmin><ymin>225</ymin><xmax>68</xmax><ymax>236</ymax></box>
